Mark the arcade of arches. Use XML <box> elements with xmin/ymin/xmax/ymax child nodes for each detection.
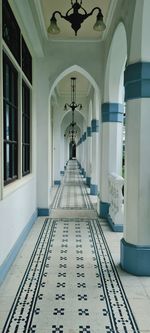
<box><xmin>0</xmin><ymin>1</ymin><xmax>150</xmax><ymax>332</ymax></box>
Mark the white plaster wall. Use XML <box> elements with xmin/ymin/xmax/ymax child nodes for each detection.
<box><xmin>104</xmin><ymin>0</ymin><xmax>136</xmax><ymax>70</ymax></box>
<box><xmin>35</xmin><ymin>61</ymin><xmax>50</xmax><ymax>208</ymax></box>
<box><xmin>129</xmin><ymin>0</ymin><xmax>150</xmax><ymax>63</ymax></box>
<box><xmin>47</xmin><ymin>42</ymin><xmax>104</xmax><ymax>95</ymax></box>
<box><xmin>0</xmin><ymin>178</ymin><xmax>36</xmax><ymax>266</ymax></box>
<box><xmin>49</xmin><ymin>102</ymin><xmax>53</xmax><ymax>187</ymax></box>
<box><xmin>0</xmin><ymin>3</ymin><xmax>37</xmax><ymax>267</ymax></box>
<box><xmin>53</xmin><ymin>105</ymin><xmax>61</xmax><ymax>182</ymax></box>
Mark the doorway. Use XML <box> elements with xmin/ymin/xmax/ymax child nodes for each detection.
<box><xmin>69</xmin><ymin>141</ymin><xmax>76</xmax><ymax>159</ymax></box>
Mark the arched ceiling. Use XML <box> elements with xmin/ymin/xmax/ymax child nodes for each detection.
<box><xmin>40</xmin><ymin>0</ymin><xmax>112</xmax><ymax>41</ymax></box>
<box><xmin>53</xmin><ymin>71</ymin><xmax>93</xmax><ymax>115</ymax></box>
<box><xmin>56</xmin><ymin>71</ymin><xmax>91</xmax><ymax>99</ymax></box>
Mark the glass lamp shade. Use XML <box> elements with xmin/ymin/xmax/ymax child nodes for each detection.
<box><xmin>47</xmin><ymin>17</ymin><xmax>60</xmax><ymax>34</ymax></box>
<box><xmin>93</xmin><ymin>13</ymin><xmax>106</xmax><ymax>32</ymax></box>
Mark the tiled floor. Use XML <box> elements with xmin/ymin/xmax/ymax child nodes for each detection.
<box><xmin>0</xmin><ymin>160</ymin><xmax>150</xmax><ymax>332</ymax></box>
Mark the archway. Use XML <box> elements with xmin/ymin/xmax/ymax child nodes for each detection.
<box><xmin>49</xmin><ymin>65</ymin><xmax>101</xmax><ymax>189</ymax></box>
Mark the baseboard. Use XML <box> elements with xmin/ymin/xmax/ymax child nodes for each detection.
<box><xmin>90</xmin><ymin>184</ymin><xmax>98</xmax><ymax>195</ymax></box>
<box><xmin>54</xmin><ymin>180</ymin><xmax>61</xmax><ymax>186</ymax></box>
<box><xmin>0</xmin><ymin>210</ymin><xmax>37</xmax><ymax>285</ymax></box>
<box><xmin>38</xmin><ymin>208</ymin><xmax>50</xmax><ymax>216</ymax></box>
<box><xmin>99</xmin><ymin>201</ymin><xmax>110</xmax><ymax>218</ymax></box>
<box><xmin>86</xmin><ymin>177</ymin><xmax>91</xmax><ymax>187</ymax></box>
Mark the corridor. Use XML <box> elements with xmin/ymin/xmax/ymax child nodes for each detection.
<box><xmin>0</xmin><ymin>161</ymin><xmax>140</xmax><ymax>333</ymax></box>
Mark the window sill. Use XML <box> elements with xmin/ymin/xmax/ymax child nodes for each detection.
<box><xmin>3</xmin><ymin>173</ymin><xmax>34</xmax><ymax>199</ymax></box>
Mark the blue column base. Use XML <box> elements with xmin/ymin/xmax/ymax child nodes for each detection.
<box><xmin>54</xmin><ymin>180</ymin><xmax>61</xmax><ymax>186</ymax></box>
<box><xmin>90</xmin><ymin>184</ymin><xmax>98</xmax><ymax>195</ymax></box>
<box><xmin>38</xmin><ymin>208</ymin><xmax>50</xmax><ymax>216</ymax></box>
<box><xmin>121</xmin><ymin>238</ymin><xmax>150</xmax><ymax>276</ymax></box>
<box><xmin>99</xmin><ymin>201</ymin><xmax>110</xmax><ymax>218</ymax></box>
<box><xmin>60</xmin><ymin>171</ymin><xmax>65</xmax><ymax>175</ymax></box>
<box><xmin>83</xmin><ymin>171</ymin><xmax>86</xmax><ymax>178</ymax></box>
<box><xmin>107</xmin><ymin>214</ymin><xmax>123</xmax><ymax>232</ymax></box>
<box><xmin>86</xmin><ymin>177</ymin><xmax>91</xmax><ymax>187</ymax></box>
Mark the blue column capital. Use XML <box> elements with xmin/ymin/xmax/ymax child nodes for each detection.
<box><xmin>124</xmin><ymin>62</ymin><xmax>150</xmax><ymax>100</ymax></box>
<box><xmin>87</xmin><ymin>126</ymin><xmax>92</xmax><ymax>137</ymax></box>
<box><xmin>91</xmin><ymin>119</ymin><xmax>99</xmax><ymax>133</ymax></box>
<box><xmin>101</xmin><ymin>103</ymin><xmax>123</xmax><ymax>123</ymax></box>
<box><xmin>81</xmin><ymin>132</ymin><xmax>86</xmax><ymax>142</ymax></box>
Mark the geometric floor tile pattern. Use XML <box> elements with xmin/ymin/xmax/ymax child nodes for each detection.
<box><xmin>52</xmin><ymin>161</ymin><xmax>93</xmax><ymax>210</ymax></box>
<box><xmin>1</xmin><ymin>160</ymin><xmax>140</xmax><ymax>332</ymax></box>
<box><xmin>2</xmin><ymin>217</ymin><xmax>140</xmax><ymax>333</ymax></box>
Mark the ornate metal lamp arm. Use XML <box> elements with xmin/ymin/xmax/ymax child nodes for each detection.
<box><xmin>87</xmin><ymin>7</ymin><xmax>102</xmax><ymax>18</ymax></box>
<box><xmin>48</xmin><ymin>2</ymin><xmax>105</xmax><ymax>36</ymax></box>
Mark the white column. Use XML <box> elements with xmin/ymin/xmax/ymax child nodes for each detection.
<box><xmin>99</xmin><ymin>103</ymin><xmax>123</xmax><ymax>217</ymax></box>
<box><xmin>120</xmin><ymin>0</ymin><xmax>150</xmax><ymax>276</ymax></box>
<box><xmin>53</xmin><ymin>110</ymin><xmax>61</xmax><ymax>185</ymax></box>
<box><xmin>121</xmin><ymin>96</ymin><xmax>150</xmax><ymax>275</ymax></box>
<box><xmin>82</xmin><ymin>132</ymin><xmax>86</xmax><ymax>177</ymax></box>
<box><xmin>86</xmin><ymin>127</ymin><xmax>92</xmax><ymax>186</ymax></box>
<box><xmin>90</xmin><ymin>120</ymin><xmax>99</xmax><ymax>195</ymax></box>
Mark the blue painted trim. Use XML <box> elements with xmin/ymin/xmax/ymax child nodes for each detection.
<box><xmin>38</xmin><ymin>208</ymin><xmax>50</xmax><ymax>216</ymax></box>
<box><xmin>124</xmin><ymin>62</ymin><xmax>150</xmax><ymax>100</ymax></box>
<box><xmin>91</xmin><ymin>119</ymin><xmax>99</xmax><ymax>133</ymax></box>
<box><xmin>90</xmin><ymin>184</ymin><xmax>98</xmax><ymax>195</ymax></box>
<box><xmin>82</xmin><ymin>132</ymin><xmax>86</xmax><ymax>141</ymax></box>
<box><xmin>107</xmin><ymin>214</ymin><xmax>123</xmax><ymax>232</ymax></box>
<box><xmin>78</xmin><ymin>138</ymin><xmax>82</xmax><ymax>145</ymax></box>
<box><xmin>60</xmin><ymin>171</ymin><xmax>65</xmax><ymax>175</ymax></box>
<box><xmin>87</xmin><ymin>127</ymin><xmax>92</xmax><ymax>137</ymax></box>
<box><xmin>54</xmin><ymin>180</ymin><xmax>61</xmax><ymax>186</ymax></box>
<box><xmin>102</xmin><ymin>103</ymin><xmax>123</xmax><ymax>123</ymax></box>
<box><xmin>86</xmin><ymin>176</ymin><xmax>91</xmax><ymax>187</ymax></box>
<box><xmin>99</xmin><ymin>201</ymin><xmax>110</xmax><ymax>218</ymax></box>
<box><xmin>0</xmin><ymin>210</ymin><xmax>37</xmax><ymax>285</ymax></box>
<box><xmin>83</xmin><ymin>170</ymin><xmax>86</xmax><ymax>178</ymax></box>
<box><xmin>121</xmin><ymin>238</ymin><xmax>150</xmax><ymax>276</ymax></box>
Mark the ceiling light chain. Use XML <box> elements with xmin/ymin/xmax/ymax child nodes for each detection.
<box><xmin>64</xmin><ymin>77</ymin><xmax>82</xmax><ymax>142</ymax></box>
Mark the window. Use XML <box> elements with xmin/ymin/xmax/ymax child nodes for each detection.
<box><xmin>2</xmin><ymin>0</ymin><xmax>21</xmax><ymax>64</ymax></box>
<box><xmin>2</xmin><ymin>1</ymin><xmax>32</xmax><ymax>187</ymax></box>
<box><xmin>22</xmin><ymin>81</ymin><xmax>30</xmax><ymax>176</ymax></box>
<box><xmin>22</xmin><ymin>37</ymin><xmax>32</xmax><ymax>83</ymax></box>
<box><xmin>3</xmin><ymin>53</ymin><xmax>18</xmax><ymax>185</ymax></box>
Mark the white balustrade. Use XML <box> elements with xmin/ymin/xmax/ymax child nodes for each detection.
<box><xmin>108</xmin><ymin>173</ymin><xmax>124</xmax><ymax>227</ymax></box>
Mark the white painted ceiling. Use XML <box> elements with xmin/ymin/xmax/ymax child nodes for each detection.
<box><xmin>40</xmin><ymin>0</ymin><xmax>111</xmax><ymax>40</ymax></box>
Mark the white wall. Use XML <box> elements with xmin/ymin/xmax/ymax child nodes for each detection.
<box><xmin>0</xmin><ymin>178</ymin><xmax>36</xmax><ymax>266</ymax></box>
<box><xmin>0</xmin><ymin>2</ymin><xmax>37</xmax><ymax>269</ymax></box>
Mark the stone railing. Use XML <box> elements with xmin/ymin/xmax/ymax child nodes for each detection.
<box><xmin>108</xmin><ymin>173</ymin><xmax>124</xmax><ymax>231</ymax></box>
